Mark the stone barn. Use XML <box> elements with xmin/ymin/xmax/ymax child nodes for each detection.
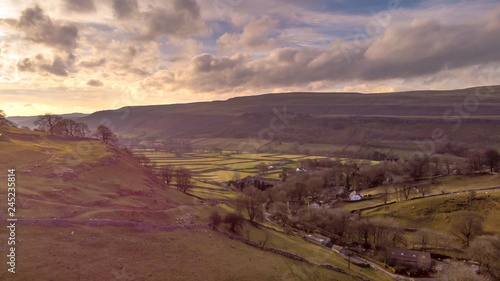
<box><xmin>387</xmin><ymin>248</ymin><xmax>431</xmax><ymax>271</ymax></box>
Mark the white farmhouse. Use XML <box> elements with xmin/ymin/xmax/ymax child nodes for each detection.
<box><xmin>350</xmin><ymin>191</ymin><xmax>362</xmax><ymax>201</ymax></box>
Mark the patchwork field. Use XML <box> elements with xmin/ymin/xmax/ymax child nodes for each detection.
<box><xmin>135</xmin><ymin>150</ymin><xmax>377</xmax><ymax>201</ymax></box>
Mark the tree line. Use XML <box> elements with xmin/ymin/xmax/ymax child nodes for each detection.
<box><xmin>32</xmin><ymin>113</ymin><xmax>118</xmax><ymax>151</ymax></box>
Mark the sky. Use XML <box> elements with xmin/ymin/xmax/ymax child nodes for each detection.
<box><xmin>1</xmin><ymin>0</ymin><xmax>500</xmax><ymax>116</ymax></box>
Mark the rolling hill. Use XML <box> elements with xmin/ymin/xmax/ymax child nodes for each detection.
<box><xmin>73</xmin><ymin>85</ymin><xmax>500</xmax><ymax>154</ymax></box>
<box><xmin>0</xmin><ymin>125</ymin><xmax>392</xmax><ymax>281</ymax></box>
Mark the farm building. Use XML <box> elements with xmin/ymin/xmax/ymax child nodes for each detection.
<box><xmin>350</xmin><ymin>191</ymin><xmax>362</xmax><ymax>201</ymax></box>
<box><xmin>387</xmin><ymin>248</ymin><xmax>432</xmax><ymax>271</ymax></box>
<box><xmin>236</xmin><ymin>176</ymin><xmax>280</xmax><ymax>190</ymax></box>
<box><xmin>304</xmin><ymin>234</ymin><xmax>332</xmax><ymax>247</ymax></box>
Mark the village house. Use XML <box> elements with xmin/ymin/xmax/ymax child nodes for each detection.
<box><xmin>349</xmin><ymin>191</ymin><xmax>362</xmax><ymax>201</ymax></box>
<box><xmin>387</xmin><ymin>248</ymin><xmax>432</xmax><ymax>271</ymax></box>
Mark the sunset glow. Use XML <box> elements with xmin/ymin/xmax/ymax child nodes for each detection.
<box><xmin>1</xmin><ymin>0</ymin><xmax>500</xmax><ymax>116</ymax></box>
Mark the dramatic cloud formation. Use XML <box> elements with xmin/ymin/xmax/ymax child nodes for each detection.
<box><xmin>148</xmin><ymin>6</ymin><xmax>500</xmax><ymax>94</ymax></box>
<box><xmin>16</xmin><ymin>5</ymin><xmax>78</xmax><ymax>53</ymax></box>
<box><xmin>1</xmin><ymin>0</ymin><xmax>500</xmax><ymax>116</ymax></box>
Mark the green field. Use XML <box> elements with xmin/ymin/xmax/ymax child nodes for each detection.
<box><xmin>137</xmin><ymin>149</ymin><xmax>380</xmax><ymax>201</ymax></box>
<box><xmin>135</xmin><ymin>150</ymin><xmax>333</xmax><ymax>200</ymax></box>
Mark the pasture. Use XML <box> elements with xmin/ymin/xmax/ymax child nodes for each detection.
<box><xmin>135</xmin><ymin>150</ymin><xmax>375</xmax><ymax>200</ymax></box>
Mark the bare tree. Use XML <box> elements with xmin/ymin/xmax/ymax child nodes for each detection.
<box><xmin>162</xmin><ymin>165</ymin><xmax>175</xmax><ymax>186</ymax></box>
<box><xmin>354</xmin><ymin>219</ymin><xmax>374</xmax><ymax>248</ymax></box>
<box><xmin>417</xmin><ymin>229</ymin><xmax>433</xmax><ymax>251</ymax></box>
<box><xmin>75</xmin><ymin>122</ymin><xmax>90</xmax><ymax>137</ymax></box>
<box><xmin>295</xmin><ymin>207</ymin><xmax>319</xmax><ymax>234</ymax></box>
<box><xmin>382</xmin><ymin>185</ymin><xmax>390</xmax><ymax>204</ymax></box>
<box><xmin>224</xmin><ymin>213</ymin><xmax>244</xmax><ymax>232</ymax></box>
<box><xmin>209</xmin><ymin>211</ymin><xmax>222</xmax><ymax>230</ymax></box>
<box><xmin>94</xmin><ymin>125</ymin><xmax>118</xmax><ymax>151</ymax></box>
<box><xmin>57</xmin><ymin>119</ymin><xmax>81</xmax><ymax>137</ymax></box>
<box><xmin>289</xmin><ymin>181</ymin><xmax>307</xmax><ymax>201</ymax></box>
<box><xmin>418</xmin><ymin>184</ymin><xmax>432</xmax><ymax>198</ymax></box>
<box><xmin>392</xmin><ymin>185</ymin><xmax>401</xmax><ymax>202</ymax></box>
<box><xmin>408</xmin><ymin>153</ymin><xmax>431</xmax><ymax>180</ymax></box>
<box><xmin>485</xmin><ymin>149</ymin><xmax>500</xmax><ymax>173</ymax></box>
<box><xmin>325</xmin><ymin>208</ymin><xmax>351</xmax><ymax>240</ymax></box>
<box><xmin>270</xmin><ymin>201</ymin><xmax>290</xmax><ymax>226</ymax></box>
<box><xmin>238</xmin><ymin>186</ymin><xmax>264</xmax><ymax>223</ymax></box>
<box><xmin>467</xmin><ymin>149</ymin><xmax>485</xmax><ymax>174</ymax></box>
<box><xmin>450</xmin><ymin>211</ymin><xmax>484</xmax><ymax>247</ymax></box>
<box><xmin>402</xmin><ymin>184</ymin><xmax>412</xmax><ymax>200</ymax></box>
<box><xmin>469</xmin><ymin>235</ymin><xmax>500</xmax><ymax>280</ymax></box>
<box><xmin>175</xmin><ymin>167</ymin><xmax>192</xmax><ymax>193</ymax></box>
<box><xmin>442</xmin><ymin>154</ymin><xmax>455</xmax><ymax>175</ymax></box>
<box><xmin>34</xmin><ymin>113</ymin><xmax>63</xmax><ymax>135</ymax></box>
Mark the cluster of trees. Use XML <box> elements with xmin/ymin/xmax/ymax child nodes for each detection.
<box><xmin>228</xmin><ymin>158</ymin><xmax>498</xmax><ymax>276</ymax></box>
<box><xmin>33</xmin><ymin>114</ymin><xmax>119</xmax><ymax>151</ymax></box>
<box><xmin>34</xmin><ymin>113</ymin><xmax>90</xmax><ymax>137</ymax></box>
<box><xmin>209</xmin><ymin>211</ymin><xmax>245</xmax><ymax>232</ymax></box>
<box><xmin>144</xmin><ymin>163</ymin><xmax>192</xmax><ymax>193</ymax></box>
<box><xmin>1</xmin><ymin>111</ymin><xmax>120</xmax><ymax>152</ymax></box>
<box><xmin>469</xmin><ymin>235</ymin><xmax>500</xmax><ymax>280</ymax></box>
<box><xmin>270</xmin><ymin>205</ymin><xmax>408</xmax><ymax>251</ymax></box>
<box><xmin>133</xmin><ymin>152</ymin><xmax>193</xmax><ymax>193</ymax></box>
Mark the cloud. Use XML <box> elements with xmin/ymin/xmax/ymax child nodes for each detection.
<box><xmin>360</xmin><ymin>12</ymin><xmax>500</xmax><ymax>80</ymax></box>
<box><xmin>146</xmin><ymin>7</ymin><xmax>500</xmax><ymax>94</ymax></box>
<box><xmin>78</xmin><ymin>58</ymin><xmax>106</xmax><ymax>68</ymax></box>
<box><xmin>112</xmin><ymin>0</ymin><xmax>138</xmax><ymax>19</ymax></box>
<box><xmin>63</xmin><ymin>0</ymin><xmax>96</xmax><ymax>13</ymax></box>
<box><xmin>86</xmin><ymin>79</ymin><xmax>103</xmax><ymax>86</ymax></box>
<box><xmin>139</xmin><ymin>0</ymin><xmax>204</xmax><ymax>40</ymax></box>
<box><xmin>17</xmin><ymin>54</ymin><xmax>68</xmax><ymax>76</ymax></box>
<box><xmin>218</xmin><ymin>16</ymin><xmax>281</xmax><ymax>51</ymax></box>
<box><xmin>16</xmin><ymin>5</ymin><xmax>78</xmax><ymax>53</ymax></box>
<box><xmin>22</xmin><ymin>104</ymin><xmax>33</xmax><ymax>108</ymax></box>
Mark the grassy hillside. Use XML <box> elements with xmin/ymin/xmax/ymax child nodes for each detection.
<box><xmin>341</xmin><ymin>174</ymin><xmax>500</xmax><ymax>260</ymax></box>
<box><xmin>0</xmin><ymin>126</ymin><xmax>390</xmax><ymax>281</ymax></box>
